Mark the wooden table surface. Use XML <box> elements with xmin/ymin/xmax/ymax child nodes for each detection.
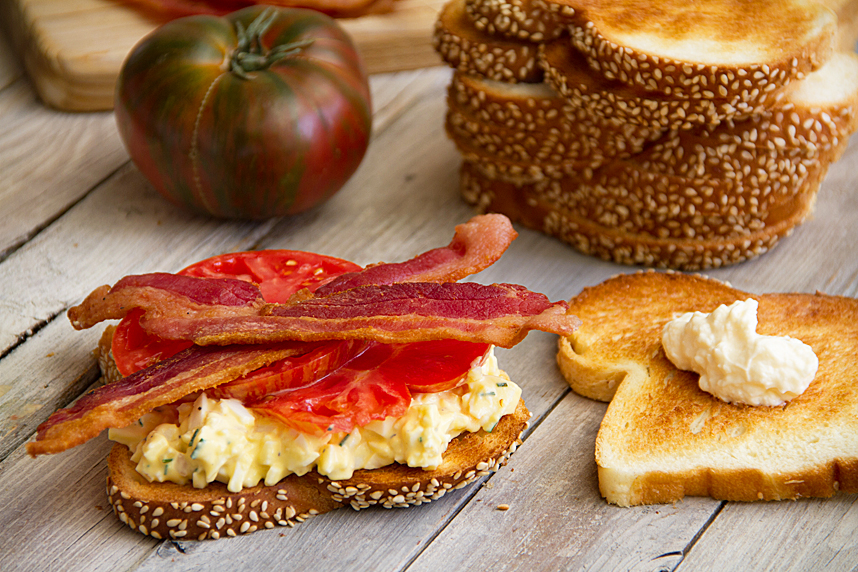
<box><xmin>1</xmin><ymin>22</ymin><xmax>858</xmax><ymax>572</ymax></box>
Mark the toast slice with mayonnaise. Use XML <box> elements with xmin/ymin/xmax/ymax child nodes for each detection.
<box><xmin>557</xmin><ymin>271</ymin><xmax>858</xmax><ymax>506</ymax></box>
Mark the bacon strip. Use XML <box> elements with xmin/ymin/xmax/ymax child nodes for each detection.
<box><xmin>68</xmin><ymin>215</ymin><xmax>516</xmax><ymax>331</ymax></box>
<box><xmin>68</xmin><ymin>273</ymin><xmax>264</xmax><ymax>331</ymax></box>
<box><xmin>27</xmin><ymin>342</ymin><xmax>307</xmax><ymax>457</ymax></box>
<box><xmin>134</xmin><ymin>282</ymin><xmax>581</xmax><ymax>348</ymax></box>
<box><xmin>313</xmin><ymin>214</ymin><xmax>517</xmax><ymax>295</ymax></box>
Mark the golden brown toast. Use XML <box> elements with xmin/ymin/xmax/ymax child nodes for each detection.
<box><xmin>552</xmin><ymin>0</ymin><xmax>838</xmax><ymax>99</ymax></box>
<box><xmin>556</xmin><ymin>271</ymin><xmax>858</xmax><ymax>506</ymax></box>
<box><xmin>107</xmin><ymin>399</ymin><xmax>530</xmax><ymax>540</ymax></box>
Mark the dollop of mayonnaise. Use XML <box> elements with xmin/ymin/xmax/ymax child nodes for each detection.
<box><xmin>661</xmin><ymin>299</ymin><xmax>818</xmax><ymax>406</ymax></box>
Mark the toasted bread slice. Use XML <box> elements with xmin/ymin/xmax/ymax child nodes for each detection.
<box><xmin>107</xmin><ymin>399</ymin><xmax>530</xmax><ymax>540</ymax></box>
<box><xmin>555</xmin><ymin>271</ymin><xmax>858</xmax><ymax>506</ymax></box>
<box><xmin>684</xmin><ymin>51</ymin><xmax>858</xmax><ymax>157</ymax></box>
<box><xmin>465</xmin><ymin>0</ymin><xmax>575</xmax><ymax>42</ymax></box>
<box><xmin>434</xmin><ymin>0</ymin><xmax>543</xmax><ymax>83</ymax></box>
<box><xmin>460</xmin><ymin>127</ymin><xmax>832</xmax><ymax>227</ymax></box>
<box><xmin>446</xmin><ymin>73</ymin><xmax>664</xmax><ymax>164</ymax></box>
<box><xmin>460</xmin><ymin>160</ymin><xmax>818</xmax><ymax>269</ymax></box>
<box><xmin>539</xmin><ymin>39</ymin><xmax>772</xmax><ymax>130</ymax></box>
<box><xmin>556</xmin><ymin>0</ymin><xmax>837</xmax><ymax>100</ymax></box>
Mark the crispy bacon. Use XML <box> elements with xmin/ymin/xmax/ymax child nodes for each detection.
<box><xmin>68</xmin><ymin>273</ymin><xmax>264</xmax><ymax>331</ymax></box>
<box><xmin>27</xmin><ymin>342</ymin><xmax>306</xmax><ymax>457</ymax></box>
<box><xmin>132</xmin><ymin>282</ymin><xmax>580</xmax><ymax>348</ymax></box>
<box><xmin>313</xmin><ymin>214</ymin><xmax>517</xmax><ymax>295</ymax></box>
<box><xmin>68</xmin><ymin>215</ymin><xmax>516</xmax><ymax>331</ymax></box>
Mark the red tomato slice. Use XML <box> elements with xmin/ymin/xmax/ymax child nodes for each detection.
<box><xmin>111</xmin><ymin>309</ymin><xmax>194</xmax><ymax>375</ymax></box>
<box><xmin>208</xmin><ymin>340</ymin><xmax>369</xmax><ymax>401</ymax></box>
<box><xmin>387</xmin><ymin>340</ymin><xmax>491</xmax><ymax>393</ymax></box>
<box><xmin>111</xmin><ymin>250</ymin><xmax>359</xmax><ymax>376</ymax></box>
<box><xmin>249</xmin><ymin>340</ymin><xmax>491</xmax><ymax>434</ymax></box>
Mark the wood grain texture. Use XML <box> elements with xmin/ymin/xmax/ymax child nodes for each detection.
<box><xmin>407</xmin><ymin>391</ymin><xmax>721</xmax><ymax>572</ymax></box>
<box><xmin>4</xmin><ymin>0</ymin><xmax>444</xmax><ymax>110</ymax></box>
<box><xmin>676</xmin><ymin>496</ymin><xmax>858</xmax><ymax>571</ymax></box>
<box><xmin>0</xmin><ymin>80</ymin><xmax>126</xmax><ymax>260</ymax></box>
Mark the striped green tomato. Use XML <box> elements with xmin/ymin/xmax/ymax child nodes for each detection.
<box><xmin>115</xmin><ymin>5</ymin><xmax>372</xmax><ymax>219</ymax></box>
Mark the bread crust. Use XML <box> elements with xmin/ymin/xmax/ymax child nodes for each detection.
<box><xmin>434</xmin><ymin>0</ymin><xmax>543</xmax><ymax>83</ymax></box>
<box><xmin>459</xmin><ymin>158</ymin><xmax>818</xmax><ymax>269</ymax></box>
<box><xmin>557</xmin><ymin>271</ymin><xmax>858</xmax><ymax>506</ymax></box>
<box><xmin>561</xmin><ymin>0</ymin><xmax>837</xmax><ymax>100</ymax></box>
<box><xmin>106</xmin><ymin>399</ymin><xmax>530</xmax><ymax>540</ymax></box>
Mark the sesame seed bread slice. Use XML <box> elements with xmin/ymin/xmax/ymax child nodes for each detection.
<box><xmin>539</xmin><ymin>39</ymin><xmax>776</xmax><ymax>131</ymax></box>
<box><xmin>460</xmin><ymin>160</ymin><xmax>818</xmax><ymax>269</ymax></box>
<box><xmin>465</xmin><ymin>0</ymin><xmax>575</xmax><ymax>42</ymax></box>
<box><xmin>106</xmin><ymin>398</ymin><xmax>530</xmax><ymax>540</ymax></box>
<box><xmin>556</xmin><ymin>0</ymin><xmax>837</xmax><ymax>101</ymax></box>
<box><xmin>555</xmin><ymin>271</ymin><xmax>858</xmax><ymax>506</ymax></box>
<box><xmin>448</xmin><ymin>71</ymin><xmax>571</xmax><ymax>130</ymax></box>
<box><xmin>434</xmin><ymin>0</ymin><xmax>543</xmax><ymax>83</ymax></box>
<box><xmin>459</xmin><ymin>132</ymin><xmax>832</xmax><ymax>230</ymax></box>
<box><xmin>446</xmin><ymin>73</ymin><xmax>664</xmax><ymax>164</ymax></box>
<box><xmin>688</xmin><ymin>51</ymin><xmax>858</xmax><ymax>158</ymax></box>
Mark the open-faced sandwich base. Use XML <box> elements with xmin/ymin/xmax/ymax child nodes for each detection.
<box><xmin>107</xmin><ymin>399</ymin><xmax>530</xmax><ymax>540</ymax></box>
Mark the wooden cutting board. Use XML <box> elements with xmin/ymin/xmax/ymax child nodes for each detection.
<box><xmin>2</xmin><ymin>0</ymin><xmax>446</xmax><ymax>111</ymax></box>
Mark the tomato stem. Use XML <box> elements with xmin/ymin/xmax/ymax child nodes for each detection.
<box><xmin>230</xmin><ymin>8</ymin><xmax>315</xmax><ymax>79</ymax></box>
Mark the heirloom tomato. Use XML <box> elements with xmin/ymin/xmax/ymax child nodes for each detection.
<box><xmin>114</xmin><ymin>5</ymin><xmax>372</xmax><ymax>219</ymax></box>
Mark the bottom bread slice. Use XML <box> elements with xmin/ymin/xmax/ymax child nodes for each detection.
<box><xmin>106</xmin><ymin>399</ymin><xmax>530</xmax><ymax>540</ymax></box>
<box><xmin>558</xmin><ymin>271</ymin><xmax>858</xmax><ymax>506</ymax></box>
<box><xmin>460</xmin><ymin>161</ymin><xmax>818</xmax><ymax>270</ymax></box>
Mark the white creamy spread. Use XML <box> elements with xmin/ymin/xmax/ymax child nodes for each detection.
<box><xmin>109</xmin><ymin>348</ymin><xmax>521</xmax><ymax>492</ymax></box>
<box><xmin>661</xmin><ymin>299</ymin><xmax>818</xmax><ymax>406</ymax></box>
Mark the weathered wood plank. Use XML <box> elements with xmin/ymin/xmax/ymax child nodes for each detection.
<box><xmin>406</xmin><ymin>390</ymin><xmax>722</xmax><ymax>572</ymax></box>
<box><xmin>0</xmin><ymin>434</ymin><xmax>159</xmax><ymax>572</ymax></box>
<box><xmin>0</xmin><ymin>79</ymin><xmax>127</xmax><ymax>261</ymax></box>
<box><xmin>677</xmin><ymin>494</ymin><xmax>858</xmax><ymax>571</ymax></box>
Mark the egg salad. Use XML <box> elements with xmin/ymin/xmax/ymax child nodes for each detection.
<box><xmin>109</xmin><ymin>348</ymin><xmax>521</xmax><ymax>493</ymax></box>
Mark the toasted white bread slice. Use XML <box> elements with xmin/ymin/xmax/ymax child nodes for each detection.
<box><xmin>107</xmin><ymin>399</ymin><xmax>530</xmax><ymax>540</ymax></box>
<box><xmin>465</xmin><ymin>0</ymin><xmax>575</xmax><ymax>42</ymax></box>
<box><xmin>557</xmin><ymin>0</ymin><xmax>837</xmax><ymax>100</ymax></box>
<box><xmin>460</xmin><ymin>160</ymin><xmax>818</xmax><ymax>269</ymax></box>
<box><xmin>555</xmin><ymin>271</ymin><xmax>858</xmax><ymax>506</ymax></box>
<box><xmin>434</xmin><ymin>0</ymin><xmax>543</xmax><ymax>83</ymax></box>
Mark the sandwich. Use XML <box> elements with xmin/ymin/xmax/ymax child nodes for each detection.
<box><xmin>557</xmin><ymin>271</ymin><xmax>858</xmax><ymax>506</ymax></box>
<box><xmin>27</xmin><ymin>214</ymin><xmax>582</xmax><ymax>540</ymax></box>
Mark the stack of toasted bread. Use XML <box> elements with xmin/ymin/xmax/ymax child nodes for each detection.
<box><xmin>556</xmin><ymin>271</ymin><xmax>858</xmax><ymax>507</ymax></box>
<box><xmin>434</xmin><ymin>0</ymin><xmax>858</xmax><ymax>269</ymax></box>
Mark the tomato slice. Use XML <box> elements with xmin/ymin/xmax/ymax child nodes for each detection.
<box><xmin>249</xmin><ymin>340</ymin><xmax>491</xmax><ymax>434</ymax></box>
<box><xmin>111</xmin><ymin>250</ymin><xmax>360</xmax><ymax>376</ymax></box>
<box><xmin>179</xmin><ymin>250</ymin><xmax>360</xmax><ymax>304</ymax></box>
<box><xmin>395</xmin><ymin>340</ymin><xmax>491</xmax><ymax>393</ymax></box>
<box><xmin>208</xmin><ymin>340</ymin><xmax>369</xmax><ymax>401</ymax></box>
<box><xmin>111</xmin><ymin>309</ymin><xmax>194</xmax><ymax>375</ymax></box>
